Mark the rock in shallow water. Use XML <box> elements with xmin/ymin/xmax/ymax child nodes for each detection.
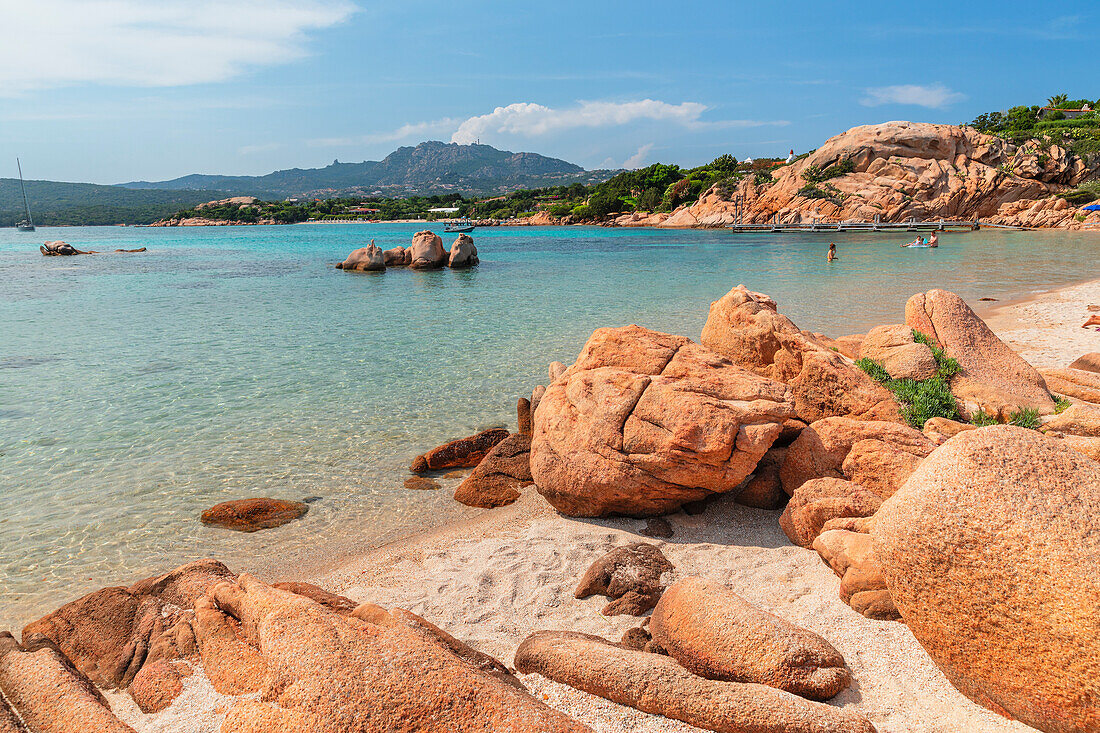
<box><xmin>453</xmin><ymin>432</ymin><xmax>532</xmax><ymax>508</ymax></box>
<box><xmin>650</xmin><ymin>577</ymin><xmax>852</xmax><ymax>701</ymax></box>
<box><xmin>872</xmin><ymin>426</ymin><xmax>1100</xmax><ymax>732</ymax></box>
<box><xmin>410</xmin><ymin>428</ymin><xmax>510</xmax><ymax>473</ymax></box>
<box><xmin>200</xmin><ymin>498</ymin><xmax>309</xmax><ymax>532</ymax></box>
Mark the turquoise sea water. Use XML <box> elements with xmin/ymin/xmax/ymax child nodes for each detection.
<box><xmin>2</xmin><ymin>222</ymin><xmax>1099</xmax><ymax>629</ymax></box>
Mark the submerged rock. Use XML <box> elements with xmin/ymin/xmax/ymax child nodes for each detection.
<box><xmin>531</xmin><ymin>325</ymin><xmax>796</xmax><ymax>516</ymax></box>
<box><xmin>411</xmin><ymin>428</ymin><xmax>509</xmax><ymax>473</ymax></box>
<box><xmin>873</xmin><ymin>426</ymin><xmax>1100</xmax><ymax>732</ymax></box>
<box><xmin>200</xmin><ymin>498</ymin><xmax>309</xmax><ymax>532</ymax></box>
<box><xmin>650</xmin><ymin>577</ymin><xmax>851</xmax><ymax>700</ymax></box>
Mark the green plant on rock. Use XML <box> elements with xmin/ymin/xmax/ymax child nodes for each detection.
<box><xmin>1054</xmin><ymin>396</ymin><xmax>1072</xmax><ymax>413</ymax></box>
<box><xmin>856</xmin><ymin>356</ymin><xmax>960</xmax><ymax>428</ymax></box>
<box><xmin>970</xmin><ymin>411</ymin><xmax>999</xmax><ymax>427</ymax></box>
<box><xmin>1008</xmin><ymin>407</ymin><xmax>1041</xmax><ymax>430</ymax></box>
<box><xmin>911</xmin><ymin>330</ymin><xmax>960</xmax><ymax>378</ymax></box>
<box><xmin>754</xmin><ymin>170</ymin><xmax>774</xmax><ymax>185</ymax></box>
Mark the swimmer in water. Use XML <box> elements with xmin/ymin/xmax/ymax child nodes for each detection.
<box><xmin>827</xmin><ymin>242</ymin><xmax>837</xmax><ymax>262</ymax></box>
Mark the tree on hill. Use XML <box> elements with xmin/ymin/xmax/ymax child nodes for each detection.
<box><xmin>1047</xmin><ymin>93</ymin><xmax>1069</xmax><ymax>108</ymax></box>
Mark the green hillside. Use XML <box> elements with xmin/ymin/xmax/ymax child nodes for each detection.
<box><xmin>0</xmin><ymin>179</ymin><xmax>230</xmax><ymax>227</ymax></box>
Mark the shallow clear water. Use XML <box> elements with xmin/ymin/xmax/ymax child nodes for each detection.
<box><xmin>2</xmin><ymin>222</ymin><xmax>1098</xmax><ymax>629</ymax></box>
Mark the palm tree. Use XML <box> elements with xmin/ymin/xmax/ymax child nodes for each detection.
<box><xmin>1047</xmin><ymin>93</ymin><xmax>1069</xmax><ymax>108</ymax></box>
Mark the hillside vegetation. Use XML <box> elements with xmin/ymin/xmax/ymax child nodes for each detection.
<box><xmin>0</xmin><ymin>179</ymin><xmax>229</xmax><ymax>227</ymax></box>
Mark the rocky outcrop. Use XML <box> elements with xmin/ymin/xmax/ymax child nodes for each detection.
<box><xmin>531</xmin><ymin>325</ymin><xmax>796</xmax><ymax>516</ymax></box>
<box><xmin>779</xmin><ymin>478</ymin><xmax>882</xmax><ymax>548</ymax></box>
<box><xmin>1044</xmin><ymin>402</ymin><xmax>1100</xmax><ymax>437</ymax></box>
<box><xmin>407</xmin><ymin>230</ymin><xmax>447</xmax><ymax>269</ymax></box>
<box><xmin>411</xmin><ymin>428</ymin><xmax>510</xmax><ymax>473</ymax></box>
<box><xmin>200</xmin><ymin>498</ymin><xmax>309</xmax><ymax>532</ymax></box>
<box><xmin>650</xmin><ymin>577</ymin><xmax>851</xmax><ymax>700</ymax></box>
<box><xmin>574</xmin><ymin>543</ymin><xmax>673</xmax><ymax>616</ymax></box>
<box><xmin>204</xmin><ymin>575</ymin><xmax>591</xmax><ymax>732</ymax></box>
<box><xmin>872</xmin><ymin>427</ymin><xmax>1100</xmax><ymax>732</ymax></box>
<box><xmin>1069</xmin><ymin>353</ymin><xmax>1100</xmax><ymax>374</ymax></box>
<box><xmin>383</xmin><ymin>245</ymin><xmax>407</xmax><ymax>266</ymax></box>
<box><xmin>813</xmin><ymin>529</ymin><xmax>899</xmax><ymax>621</ymax></box>
<box><xmin>921</xmin><ymin>416</ymin><xmax>975</xmax><ymax>444</ymax></box>
<box><xmin>659</xmin><ymin>122</ymin><xmax>1100</xmax><ymax>230</ymax></box>
<box><xmin>1041</xmin><ymin>367</ymin><xmax>1100</xmax><ymax>404</ymax></box>
<box><xmin>701</xmin><ymin>286</ymin><xmax>901</xmax><ymax>423</ymax></box>
<box><xmin>447</xmin><ymin>233</ymin><xmax>479</xmax><ymax>267</ymax></box>
<box><xmin>515</xmin><ymin>631</ymin><xmax>876</xmax><ymax>733</ymax></box>
<box><xmin>22</xmin><ymin>559</ymin><xmax>234</xmax><ymax>692</ymax></box>
<box><xmin>735</xmin><ymin>446</ymin><xmax>787</xmax><ymax>509</ymax></box>
<box><xmin>905</xmin><ymin>289</ymin><xmax>1054</xmax><ymax>418</ymax></box>
<box><xmin>859</xmin><ymin>325</ymin><xmax>937</xmax><ymax>380</ymax></box>
<box><xmin>780</xmin><ymin>417</ymin><xmax>935</xmax><ymax>497</ymax></box>
<box><xmin>336</xmin><ymin>240</ymin><xmax>385</xmax><ymax>271</ymax></box>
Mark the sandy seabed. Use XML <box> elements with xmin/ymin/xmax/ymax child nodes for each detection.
<box><xmin>111</xmin><ymin>280</ymin><xmax>1100</xmax><ymax>733</ymax></box>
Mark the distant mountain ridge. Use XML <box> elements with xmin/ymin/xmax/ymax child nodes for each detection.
<box><xmin>122</xmin><ymin>141</ymin><xmax>605</xmax><ymax>198</ymax></box>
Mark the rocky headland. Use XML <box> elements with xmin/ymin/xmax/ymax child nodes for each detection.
<box><xmin>2</xmin><ymin>282</ymin><xmax>1098</xmax><ymax>732</ymax></box>
<box><xmin>608</xmin><ymin>121</ymin><xmax>1100</xmax><ymax>230</ymax></box>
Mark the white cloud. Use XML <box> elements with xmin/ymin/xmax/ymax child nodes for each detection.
<box><xmin>860</xmin><ymin>84</ymin><xmax>965</xmax><ymax>108</ymax></box>
<box><xmin>0</xmin><ymin>0</ymin><xmax>354</xmax><ymax>94</ymax></box>
<box><xmin>450</xmin><ymin>100</ymin><xmax>781</xmax><ymax>143</ymax></box>
<box><xmin>623</xmin><ymin>143</ymin><xmax>655</xmax><ymax>169</ymax></box>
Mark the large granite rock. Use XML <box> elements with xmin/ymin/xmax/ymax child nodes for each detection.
<box><xmin>872</xmin><ymin>426</ymin><xmax>1100</xmax><ymax>732</ymax></box>
<box><xmin>447</xmin><ymin>233</ymin><xmax>479</xmax><ymax>268</ymax></box>
<box><xmin>1069</xmin><ymin>352</ymin><xmax>1100</xmax><ymax>374</ymax></box>
<box><xmin>407</xmin><ymin>230</ymin><xmax>447</xmax><ymax>269</ymax></box>
<box><xmin>531</xmin><ymin>325</ymin><xmax>796</xmax><ymax>516</ymax></box>
<box><xmin>515</xmin><ymin>631</ymin><xmax>876</xmax><ymax>733</ymax></box>
<box><xmin>701</xmin><ymin>286</ymin><xmax>901</xmax><ymax>423</ymax></box>
<box><xmin>1045</xmin><ymin>402</ymin><xmax>1100</xmax><ymax>437</ymax></box>
<box><xmin>650</xmin><ymin>577</ymin><xmax>851</xmax><ymax>700</ymax></box>
<box><xmin>905</xmin><ymin>289</ymin><xmax>1054</xmax><ymax>418</ymax></box>
<box><xmin>780</xmin><ymin>417</ymin><xmax>934</xmax><ymax>497</ymax></box>
<box><xmin>200</xmin><ymin>498</ymin><xmax>308</xmax><ymax>532</ymax></box>
<box><xmin>1042</xmin><ymin>367</ymin><xmax>1100</xmax><ymax>404</ymax></box>
<box><xmin>206</xmin><ymin>575</ymin><xmax>589</xmax><ymax>732</ymax></box>
<box><xmin>382</xmin><ymin>246</ymin><xmax>408</xmax><ymax>266</ymax></box>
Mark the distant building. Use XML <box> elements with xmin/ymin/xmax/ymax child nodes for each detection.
<box><xmin>1037</xmin><ymin>104</ymin><xmax>1092</xmax><ymax>120</ymax></box>
<box><xmin>428</xmin><ymin>207</ymin><xmax>460</xmax><ymax>213</ymax></box>
<box><xmin>347</xmin><ymin>207</ymin><xmax>380</xmax><ymax>214</ymax></box>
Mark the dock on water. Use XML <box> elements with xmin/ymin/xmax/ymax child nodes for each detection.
<box><xmin>726</xmin><ymin>215</ymin><xmax>1028</xmax><ymax>233</ymax></box>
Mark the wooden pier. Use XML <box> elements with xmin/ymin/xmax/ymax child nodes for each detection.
<box><xmin>726</xmin><ymin>215</ymin><xmax>1028</xmax><ymax>233</ymax></box>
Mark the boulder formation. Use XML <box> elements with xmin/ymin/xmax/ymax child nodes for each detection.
<box><xmin>447</xmin><ymin>233</ymin><xmax>479</xmax><ymax>268</ymax></box>
<box><xmin>1069</xmin><ymin>352</ymin><xmax>1100</xmax><ymax>374</ymax></box>
<box><xmin>658</xmin><ymin>122</ymin><xmax>1100</xmax><ymax>230</ymax></box>
<box><xmin>650</xmin><ymin>577</ymin><xmax>851</xmax><ymax>700</ymax></box>
<box><xmin>701</xmin><ymin>286</ymin><xmax>901</xmax><ymax>423</ymax></box>
<box><xmin>813</xmin><ymin>528</ymin><xmax>899</xmax><ymax>621</ymax></box>
<box><xmin>779</xmin><ymin>478</ymin><xmax>882</xmax><ymax>548</ymax></box>
<box><xmin>1045</xmin><ymin>402</ymin><xmax>1100</xmax><ymax>437</ymax></box>
<box><xmin>452</xmin><ymin>432</ymin><xmax>532</xmax><ymax>508</ymax></box>
<box><xmin>515</xmin><ymin>631</ymin><xmax>876</xmax><ymax>733</ymax></box>
<box><xmin>872</xmin><ymin>427</ymin><xmax>1100</xmax><ymax>732</ymax></box>
<box><xmin>530</xmin><ymin>325</ymin><xmax>796</xmax><ymax>516</ymax></box>
<box><xmin>383</xmin><ymin>245</ymin><xmax>407</xmax><ymax>266</ymax></box>
<box><xmin>200</xmin><ymin>498</ymin><xmax>309</xmax><ymax>532</ymax></box>
<box><xmin>408</xmin><ymin>230</ymin><xmax>447</xmax><ymax>269</ymax></box>
<box><xmin>779</xmin><ymin>417</ymin><xmax>935</xmax><ymax>498</ymax></box>
<box><xmin>336</xmin><ymin>239</ymin><xmax>385</xmax><ymax>271</ymax></box>
<box><xmin>1041</xmin><ymin>367</ymin><xmax>1100</xmax><ymax>404</ymax></box>
<box><xmin>905</xmin><ymin>289</ymin><xmax>1054</xmax><ymax>418</ymax></box>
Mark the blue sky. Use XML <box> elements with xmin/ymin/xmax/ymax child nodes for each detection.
<box><xmin>0</xmin><ymin>1</ymin><xmax>1093</xmax><ymax>184</ymax></box>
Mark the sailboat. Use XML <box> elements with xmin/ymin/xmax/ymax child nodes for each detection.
<box><xmin>16</xmin><ymin>158</ymin><xmax>35</xmax><ymax>232</ymax></box>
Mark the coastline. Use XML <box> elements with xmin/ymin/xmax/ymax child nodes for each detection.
<box><xmin>982</xmin><ymin>276</ymin><xmax>1100</xmax><ymax>369</ymax></box>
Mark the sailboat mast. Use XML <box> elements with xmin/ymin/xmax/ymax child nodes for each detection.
<box><xmin>17</xmin><ymin>158</ymin><xmax>34</xmax><ymax>228</ymax></box>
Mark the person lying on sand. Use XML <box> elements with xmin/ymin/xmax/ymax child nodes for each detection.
<box><xmin>1082</xmin><ymin>315</ymin><xmax>1100</xmax><ymax>329</ymax></box>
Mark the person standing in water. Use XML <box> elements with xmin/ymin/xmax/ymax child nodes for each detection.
<box><xmin>928</xmin><ymin>231</ymin><xmax>939</xmax><ymax>247</ymax></box>
<box><xmin>828</xmin><ymin>242</ymin><xmax>837</xmax><ymax>262</ymax></box>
